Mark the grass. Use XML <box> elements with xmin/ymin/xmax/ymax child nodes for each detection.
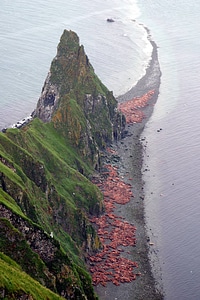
<box><xmin>0</xmin><ymin>120</ymin><xmax>101</xmax><ymax>297</ymax></box>
<box><xmin>0</xmin><ymin>253</ymin><xmax>64</xmax><ymax>300</ymax></box>
<box><xmin>0</xmin><ymin>29</ymin><xmax>121</xmax><ymax>299</ymax></box>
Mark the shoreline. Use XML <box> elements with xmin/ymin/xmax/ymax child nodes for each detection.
<box><xmin>93</xmin><ymin>32</ymin><xmax>163</xmax><ymax>299</ymax></box>
<box><xmin>1</xmin><ymin>21</ymin><xmax>163</xmax><ymax>299</ymax></box>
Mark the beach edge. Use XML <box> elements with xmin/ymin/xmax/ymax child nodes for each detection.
<box><xmin>95</xmin><ymin>28</ymin><xmax>163</xmax><ymax>299</ymax></box>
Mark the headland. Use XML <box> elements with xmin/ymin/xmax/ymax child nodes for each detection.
<box><xmin>0</xmin><ymin>27</ymin><xmax>163</xmax><ymax>300</ymax></box>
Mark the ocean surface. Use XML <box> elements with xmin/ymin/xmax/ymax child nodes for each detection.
<box><xmin>138</xmin><ymin>1</ymin><xmax>200</xmax><ymax>299</ymax></box>
<box><xmin>0</xmin><ymin>0</ymin><xmax>151</xmax><ymax>129</ymax></box>
<box><xmin>1</xmin><ymin>0</ymin><xmax>200</xmax><ymax>299</ymax></box>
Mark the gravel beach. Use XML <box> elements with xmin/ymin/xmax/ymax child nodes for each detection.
<box><xmin>93</xmin><ymin>32</ymin><xmax>163</xmax><ymax>300</ymax></box>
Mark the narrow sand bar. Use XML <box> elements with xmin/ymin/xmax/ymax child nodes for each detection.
<box><xmin>91</xmin><ymin>31</ymin><xmax>163</xmax><ymax>300</ymax></box>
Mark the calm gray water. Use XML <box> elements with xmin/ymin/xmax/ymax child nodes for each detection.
<box><xmin>1</xmin><ymin>0</ymin><xmax>200</xmax><ymax>299</ymax></box>
<box><xmin>139</xmin><ymin>1</ymin><xmax>200</xmax><ymax>299</ymax></box>
<box><xmin>0</xmin><ymin>0</ymin><xmax>151</xmax><ymax>129</ymax></box>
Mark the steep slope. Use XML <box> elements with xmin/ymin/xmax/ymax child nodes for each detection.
<box><xmin>34</xmin><ymin>30</ymin><xmax>125</xmax><ymax>169</ymax></box>
<box><xmin>0</xmin><ymin>253</ymin><xmax>64</xmax><ymax>300</ymax></box>
<box><xmin>0</xmin><ymin>29</ymin><xmax>125</xmax><ymax>299</ymax></box>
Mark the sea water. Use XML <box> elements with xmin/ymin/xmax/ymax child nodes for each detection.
<box><xmin>0</xmin><ymin>0</ymin><xmax>151</xmax><ymax>129</ymax></box>
<box><xmin>138</xmin><ymin>0</ymin><xmax>200</xmax><ymax>299</ymax></box>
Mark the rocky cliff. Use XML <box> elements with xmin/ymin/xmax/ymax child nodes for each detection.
<box><xmin>0</xmin><ymin>29</ymin><xmax>125</xmax><ymax>299</ymax></box>
<box><xmin>34</xmin><ymin>30</ymin><xmax>125</xmax><ymax>169</ymax></box>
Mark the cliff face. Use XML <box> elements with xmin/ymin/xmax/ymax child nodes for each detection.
<box><xmin>0</xmin><ymin>30</ymin><xmax>125</xmax><ymax>299</ymax></box>
<box><xmin>34</xmin><ymin>30</ymin><xmax>125</xmax><ymax>168</ymax></box>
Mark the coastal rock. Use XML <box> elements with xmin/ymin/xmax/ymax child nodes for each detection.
<box><xmin>107</xmin><ymin>18</ymin><xmax>115</xmax><ymax>22</ymax></box>
<box><xmin>34</xmin><ymin>30</ymin><xmax>125</xmax><ymax>167</ymax></box>
<box><xmin>33</xmin><ymin>71</ymin><xmax>60</xmax><ymax>122</ymax></box>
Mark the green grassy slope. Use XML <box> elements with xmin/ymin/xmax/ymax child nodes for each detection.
<box><xmin>0</xmin><ymin>29</ymin><xmax>124</xmax><ymax>299</ymax></box>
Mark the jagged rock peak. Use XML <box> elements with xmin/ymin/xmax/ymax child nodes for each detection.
<box><xmin>33</xmin><ymin>30</ymin><xmax>91</xmax><ymax>122</ymax></box>
<box><xmin>57</xmin><ymin>29</ymin><xmax>80</xmax><ymax>56</ymax></box>
<box><xmin>33</xmin><ymin>29</ymin><xmax>125</xmax><ymax>164</ymax></box>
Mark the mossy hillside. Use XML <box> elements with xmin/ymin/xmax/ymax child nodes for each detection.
<box><xmin>0</xmin><ymin>146</ymin><xmax>55</xmax><ymax>226</ymax></box>
<box><xmin>0</xmin><ymin>189</ymin><xmax>26</xmax><ymax>219</ymax></box>
<box><xmin>6</xmin><ymin>118</ymin><xmax>92</xmax><ymax>176</ymax></box>
<box><xmin>52</xmin><ymin>94</ymin><xmax>94</xmax><ymax>157</ymax></box>
<box><xmin>0</xmin><ymin>119</ymin><xmax>101</xmax><ymax>298</ymax></box>
<box><xmin>51</xmin><ymin>88</ymin><xmax>115</xmax><ymax>159</ymax></box>
<box><xmin>50</xmin><ymin>30</ymin><xmax>116</xmax><ymax>108</ymax></box>
<box><xmin>0</xmin><ymin>218</ymin><xmax>55</xmax><ymax>290</ymax></box>
<box><xmin>0</xmin><ymin>157</ymin><xmax>40</xmax><ymax>223</ymax></box>
<box><xmin>34</xmin><ymin>29</ymin><xmax>124</xmax><ymax>170</ymax></box>
<box><xmin>4</xmin><ymin>120</ymin><xmax>103</xmax><ymax>215</ymax></box>
<box><xmin>0</xmin><ymin>193</ymin><xmax>93</xmax><ymax>294</ymax></box>
<box><xmin>0</xmin><ymin>123</ymin><xmax>102</xmax><ymax>247</ymax></box>
<box><xmin>0</xmin><ymin>253</ymin><xmax>64</xmax><ymax>300</ymax></box>
<box><xmin>49</xmin><ymin>30</ymin><xmax>120</xmax><ymax>150</ymax></box>
<box><xmin>0</xmin><ymin>204</ymin><xmax>98</xmax><ymax>299</ymax></box>
<box><xmin>50</xmin><ymin>30</ymin><xmax>101</xmax><ymax>98</ymax></box>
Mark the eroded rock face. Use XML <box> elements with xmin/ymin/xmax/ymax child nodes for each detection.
<box><xmin>34</xmin><ymin>72</ymin><xmax>60</xmax><ymax>122</ymax></box>
<box><xmin>34</xmin><ymin>30</ymin><xmax>125</xmax><ymax>166</ymax></box>
<box><xmin>0</xmin><ymin>204</ymin><xmax>98</xmax><ymax>299</ymax></box>
<box><xmin>0</xmin><ymin>204</ymin><xmax>57</xmax><ymax>262</ymax></box>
